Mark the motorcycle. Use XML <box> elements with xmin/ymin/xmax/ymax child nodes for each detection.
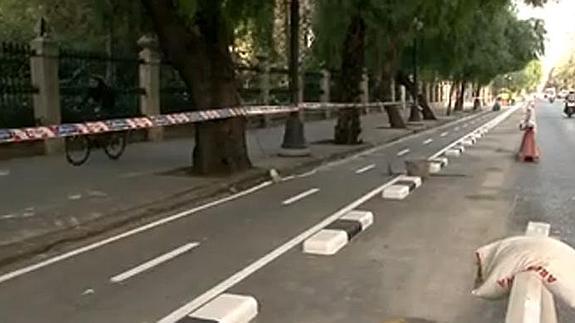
<box><xmin>564</xmin><ymin>99</ymin><xmax>575</xmax><ymax>118</ymax></box>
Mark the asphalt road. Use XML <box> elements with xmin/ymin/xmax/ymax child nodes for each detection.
<box><xmin>0</xmin><ymin>107</ymin><xmax>530</xmax><ymax>323</ymax></box>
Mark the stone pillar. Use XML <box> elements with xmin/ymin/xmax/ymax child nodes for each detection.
<box><xmin>30</xmin><ymin>36</ymin><xmax>62</xmax><ymax>154</ymax></box>
<box><xmin>360</xmin><ymin>69</ymin><xmax>369</xmax><ymax>114</ymax></box>
<box><xmin>320</xmin><ymin>69</ymin><xmax>331</xmax><ymax>118</ymax></box>
<box><xmin>138</xmin><ymin>35</ymin><xmax>163</xmax><ymax>141</ymax></box>
<box><xmin>400</xmin><ymin>85</ymin><xmax>407</xmax><ymax>110</ymax></box>
<box><xmin>258</xmin><ymin>55</ymin><xmax>271</xmax><ymax>126</ymax></box>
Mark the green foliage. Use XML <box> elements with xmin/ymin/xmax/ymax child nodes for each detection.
<box><xmin>493</xmin><ymin>60</ymin><xmax>543</xmax><ymax>93</ymax></box>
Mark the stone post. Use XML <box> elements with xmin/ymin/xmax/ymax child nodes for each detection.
<box><xmin>320</xmin><ymin>69</ymin><xmax>331</xmax><ymax>118</ymax></box>
<box><xmin>360</xmin><ymin>69</ymin><xmax>369</xmax><ymax>114</ymax></box>
<box><xmin>138</xmin><ymin>35</ymin><xmax>163</xmax><ymax>141</ymax></box>
<box><xmin>30</xmin><ymin>36</ymin><xmax>62</xmax><ymax>154</ymax></box>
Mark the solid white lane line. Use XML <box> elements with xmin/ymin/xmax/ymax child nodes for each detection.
<box><xmin>355</xmin><ymin>164</ymin><xmax>376</xmax><ymax>174</ymax></box>
<box><xmin>440</xmin><ymin>132</ymin><xmax>449</xmax><ymax>137</ymax></box>
<box><xmin>282</xmin><ymin>188</ymin><xmax>320</xmax><ymax>205</ymax></box>
<box><xmin>111</xmin><ymin>242</ymin><xmax>200</xmax><ymax>283</ymax></box>
<box><xmin>156</xmin><ymin>178</ymin><xmax>401</xmax><ymax>323</ymax></box>
<box><xmin>0</xmin><ymin>181</ymin><xmax>272</xmax><ymax>285</ymax></box>
<box><xmin>397</xmin><ymin>149</ymin><xmax>410</xmax><ymax>157</ymax></box>
<box><xmin>423</xmin><ymin>139</ymin><xmax>433</xmax><ymax>145</ymax></box>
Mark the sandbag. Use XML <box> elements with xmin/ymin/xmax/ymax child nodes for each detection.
<box><xmin>473</xmin><ymin>236</ymin><xmax>575</xmax><ymax>308</ymax></box>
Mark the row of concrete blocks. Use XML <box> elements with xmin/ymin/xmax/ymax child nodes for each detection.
<box><xmin>176</xmin><ymin>126</ymin><xmax>492</xmax><ymax>323</ymax></box>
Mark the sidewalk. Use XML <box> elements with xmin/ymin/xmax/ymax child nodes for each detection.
<box><xmin>0</xmin><ymin>106</ymin><xmax>474</xmax><ymax>264</ymax></box>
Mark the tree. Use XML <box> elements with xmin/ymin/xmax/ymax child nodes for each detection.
<box><xmin>141</xmin><ymin>0</ymin><xmax>274</xmax><ymax>174</ymax></box>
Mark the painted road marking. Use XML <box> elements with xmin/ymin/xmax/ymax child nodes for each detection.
<box><xmin>0</xmin><ymin>169</ymin><xmax>9</xmax><ymax>176</ymax></box>
<box><xmin>156</xmin><ymin>179</ymin><xmax>401</xmax><ymax>323</ymax></box>
<box><xmin>110</xmin><ymin>242</ymin><xmax>199</xmax><ymax>283</ymax></box>
<box><xmin>440</xmin><ymin>132</ymin><xmax>448</xmax><ymax>137</ymax></box>
<box><xmin>397</xmin><ymin>149</ymin><xmax>410</xmax><ymax>157</ymax></box>
<box><xmin>423</xmin><ymin>139</ymin><xmax>433</xmax><ymax>145</ymax></box>
<box><xmin>355</xmin><ymin>164</ymin><xmax>376</xmax><ymax>174</ymax></box>
<box><xmin>282</xmin><ymin>188</ymin><xmax>320</xmax><ymax>205</ymax></box>
<box><xmin>0</xmin><ymin>181</ymin><xmax>272</xmax><ymax>285</ymax></box>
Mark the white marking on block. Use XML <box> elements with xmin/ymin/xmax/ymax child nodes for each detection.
<box><xmin>282</xmin><ymin>188</ymin><xmax>320</xmax><ymax>205</ymax></box>
<box><xmin>303</xmin><ymin>229</ymin><xmax>348</xmax><ymax>255</ymax></box>
<box><xmin>444</xmin><ymin>149</ymin><xmax>461</xmax><ymax>157</ymax></box>
<box><xmin>189</xmin><ymin>293</ymin><xmax>258</xmax><ymax>323</ymax></box>
<box><xmin>111</xmin><ymin>242</ymin><xmax>200</xmax><ymax>283</ymax></box>
<box><xmin>431</xmin><ymin>157</ymin><xmax>448</xmax><ymax>167</ymax></box>
<box><xmin>341</xmin><ymin>210</ymin><xmax>373</xmax><ymax>230</ymax></box>
<box><xmin>397</xmin><ymin>175</ymin><xmax>422</xmax><ymax>188</ymax></box>
<box><xmin>526</xmin><ymin>222</ymin><xmax>551</xmax><ymax>237</ymax></box>
<box><xmin>382</xmin><ymin>185</ymin><xmax>410</xmax><ymax>200</ymax></box>
<box><xmin>397</xmin><ymin>149</ymin><xmax>410</xmax><ymax>157</ymax></box>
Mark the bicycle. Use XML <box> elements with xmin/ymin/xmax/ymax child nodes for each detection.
<box><xmin>65</xmin><ymin>131</ymin><xmax>127</xmax><ymax>166</ymax></box>
<box><xmin>64</xmin><ymin>75</ymin><xmax>128</xmax><ymax>166</ymax></box>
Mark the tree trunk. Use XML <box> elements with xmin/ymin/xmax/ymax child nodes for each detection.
<box><xmin>334</xmin><ymin>14</ymin><xmax>365</xmax><ymax>145</ymax></box>
<box><xmin>142</xmin><ymin>0</ymin><xmax>251</xmax><ymax>174</ymax></box>
<box><xmin>446</xmin><ymin>82</ymin><xmax>456</xmax><ymax>116</ymax></box>
<box><xmin>376</xmin><ymin>40</ymin><xmax>405</xmax><ymax>129</ymax></box>
<box><xmin>473</xmin><ymin>84</ymin><xmax>481</xmax><ymax>111</ymax></box>
<box><xmin>454</xmin><ymin>80</ymin><xmax>467</xmax><ymax>111</ymax></box>
<box><xmin>396</xmin><ymin>71</ymin><xmax>437</xmax><ymax>121</ymax></box>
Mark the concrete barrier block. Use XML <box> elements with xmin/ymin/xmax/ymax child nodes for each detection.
<box><xmin>445</xmin><ymin>149</ymin><xmax>461</xmax><ymax>158</ymax></box>
<box><xmin>341</xmin><ymin>210</ymin><xmax>374</xmax><ymax>231</ymax></box>
<box><xmin>303</xmin><ymin>229</ymin><xmax>348</xmax><ymax>255</ymax></box>
<box><xmin>431</xmin><ymin>157</ymin><xmax>448</xmax><ymax>167</ymax></box>
<box><xmin>461</xmin><ymin>139</ymin><xmax>474</xmax><ymax>147</ymax></box>
<box><xmin>429</xmin><ymin>162</ymin><xmax>442</xmax><ymax>174</ymax></box>
<box><xmin>397</xmin><ymin>175</ymin><xmax>422</xmax><ymax>188</ymax></box>
<box><xmin>382</xmin><ymin>185</ymin><xmax>410</xmax><ymax>200</ymax></box>
<box><xmin>184</xmin><ymin>293</ymin><xmax>258</xmax><ymax>323</ymax></box>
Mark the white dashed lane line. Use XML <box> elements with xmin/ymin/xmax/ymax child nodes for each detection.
<box><xmin>423</xmin><ymin>139</ymin><xmax>433</xmax><ymax>145</ymax></box>
<box><xmin>282</xmin><ymin>188</ymin><xmax>320</xmax><ymax>206</ymax></box>
<box><xmin>355</xmin><ymin>164</ymin><xmax>376</xmax><ymax>174</ymax></box>
<box><xmin>440</xmin><ymin>132</ymin><xmax>448</xmax><ymax>137</ymax></box>
<box><xmin>397</xmin><ymin>149</ymin><xmax>410</xmax><ymax>157</ymax></box>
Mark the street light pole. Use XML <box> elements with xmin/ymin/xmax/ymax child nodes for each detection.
<box><xmin>280</xmin><ymin>0</ymin><xmax>310</xmax><ymax>156</ymax></box>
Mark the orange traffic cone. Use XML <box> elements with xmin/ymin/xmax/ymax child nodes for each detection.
<box><xmin>517</xmin><ymin>128</ymin><xmax>540</xmax><ymax>162</ymax></box>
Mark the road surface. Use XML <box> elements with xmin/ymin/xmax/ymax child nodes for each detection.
<box><xmin>1</xmin><ymin>101</ymin><xmax>574</xmax><ymax>323</ymax></box>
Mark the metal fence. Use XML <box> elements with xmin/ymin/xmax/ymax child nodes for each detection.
<box><xmin>58</xmin><ymin>48</ymin><xmax>143</xmax><ymax>123</ymax></box>
<box><xmin>0</xmin><ymin>42</ymin><xmax>37</xmax><ymax>128</ymax></box>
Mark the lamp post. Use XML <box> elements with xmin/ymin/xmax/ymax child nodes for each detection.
<box><xmin>409</xmin><ymin>17</ymin><xmax>424</xmax><ymax>122</ymax></box>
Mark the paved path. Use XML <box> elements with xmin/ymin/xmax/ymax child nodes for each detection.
<box><xmin>0</xmin><ymin>106</ymin><xmax>497</xmax><ymax>323</ymax></box>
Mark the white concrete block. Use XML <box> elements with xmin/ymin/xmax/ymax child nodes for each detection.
<box><xmin>429</xmin><ymin>162</ymin><xmax>442</xmax><ymax>174</ymax></box>
<box><xmin>303</xmin><ymin>229</ymin><xmax>348</xmax><ymax>255</ymax></box>
<box><xmin>445</xmin><ymin>149</ymin><xmax>461</xmax><ymax>157</ymax></box>
<box><xmin>190</xmin><ymin>293</ymin><xmax>258</xmax><ymax>323</ymax></box>
<box><xmin>341</xmin><ymin>210</ymin><xmax>373</xmax><ymax>230</ymax></box>
<box><xmin>455</xmin><ymin>145</ymin><xmax>466</xmax><ymax>152</ymax></box>
<box><xmin>461</xmin><ymin>139</ymin><xmax>474</xmax><ymax>147</ymax></box>
<box><xmin>382</xmin><ymin>185</ymin><xmax>410</xmax><ymax>200</ymax></box>
<box><xmin>397</xmin><ymin>175</ymin><xmax>422</xmax><ymax>188</ymax></box>
<box><xmin>431</xmin><ymin>157</ymin><xmax>448</xmax><ymax>167</ymax></box>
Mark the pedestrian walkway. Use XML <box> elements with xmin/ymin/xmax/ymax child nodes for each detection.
<box><xmin>0</xmin><ymin>107</ymin><xmax>467</xmax><ymax>264</ymax></box>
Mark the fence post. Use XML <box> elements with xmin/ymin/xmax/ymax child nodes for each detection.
<box><xmin>320</xmin><ymin>69</ymin><xmax>331</xmax><ymax>118</ymax></box>
<box><xmin>138</xmin><ymin>35</ymin><xmax>163</xmax><ymax>141</ymax></box>
<box><xmin>30</xmin><ymin>36</ymin><xmax>62</xmax><ymax>154</ymax></box>
<box><xmin>258</xmin><ymin>55</ymin><xmax>271</xmax><ymax>127</ymax></box>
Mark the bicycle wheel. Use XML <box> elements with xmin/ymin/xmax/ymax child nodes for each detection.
<box><xmin>65</xmin><ymin>136</ymin><xmax>91</xmax><ymax>166</ymax></box>
<box><xmin>104</xmin><ymin>132</ymin><xmax>127</xmax><ymax>160</ymax></box>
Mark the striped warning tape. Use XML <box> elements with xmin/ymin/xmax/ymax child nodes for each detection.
<box><xmin>0</xmin><ymin>102</ymin><xmax>401</xmax><ymax>144</ymax></box>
